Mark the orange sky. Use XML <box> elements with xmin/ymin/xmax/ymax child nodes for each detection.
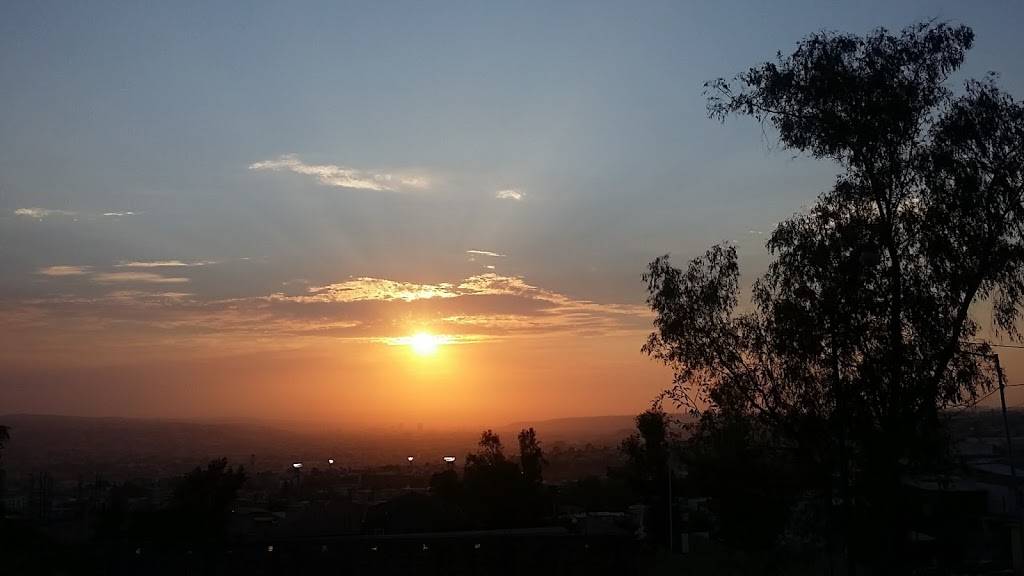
<box><xmin>0</xmin><ymin>274</ymin><xmax>674</xmax><ymax>426</ymax></box>
<box><xmin>0</xmin><ymin>335</ymin><xmax>675</xmax><ymax>427</ymax></box>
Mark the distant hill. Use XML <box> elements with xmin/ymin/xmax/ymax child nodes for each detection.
<box><xmin>501</xmin><ymin>413</ymin><xmax>693</xmax><ymax>444</ymax></box>
<box><xmin>500</xmin><ymin>415</ymin><xmax>639</xmax><ymax>444</ymax></box>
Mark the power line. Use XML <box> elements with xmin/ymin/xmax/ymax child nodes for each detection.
<box><xmin>951</xmin><ymin>387</ymin><xmax>1001</xmax><ymax>415</ymax></box>
<box><xmin>949</xmin><ymin>384</ymin><xmax>1024</xmax><ymax>416</ymax></box>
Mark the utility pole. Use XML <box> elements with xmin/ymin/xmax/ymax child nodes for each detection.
<box><xmin>995</xmin><ymin>353</ymin><xmax>1024</xmax><ymax>574</ymax></box>
<box><xmin>667</xmin><ymin>465</ymin><xmax>674</xmax><ymax>553</ymax></box>
<box><xmin>997</xmin><ymin>354</ymin><xmax>1016</xmax><ymax>481</ymax></box>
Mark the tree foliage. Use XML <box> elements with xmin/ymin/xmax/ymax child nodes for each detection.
<box><xmin>619</xmin><ymin>410</ymin><xmax>673</xmax><ymax>546</ymax></box>
<box><xmin>462</xmin><ymin>429</ymin><xmax>549</xmax><ymax>528</ymax></box>
<box><xmin>646</xmin><ymin>21</ymin><xmax>1024</xmax><ymax>564</ymax></box>
<box><xmin>518</xmin><ymin>427</ymin><xmax>547</xmax><ymax>485</ymax></box>
<box><xmin>170</xmin><ymin>458</ymin><xmax>247</xmax><ymax>545</ymax></box>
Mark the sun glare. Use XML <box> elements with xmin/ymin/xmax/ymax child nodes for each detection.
<box><xmin>409</xmin><ymin>332</ymin><xmax>443</xmax><ymax>356</ymax></box>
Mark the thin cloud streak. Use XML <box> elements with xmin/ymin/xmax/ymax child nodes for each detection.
<box><xmin>495</xmin><ymin>189</ymin><xmax>524</xmax><ymax>201</ymax></box>
<box><xmin>92</xmin><ymin>272</ymin><xmax>190</xmax><ymax>284</ymax></box>
<box><xmin>15</xmin><ymin>208</ymin><xmax>77</xmax><ymax>218</ymax></box>
<box><xmin>15</xmin><ymin>208</ymin><xmax>138</xmax><ymax>220</ymax></box>
<box><xmin>117</xmin><ymin>260</ymin><xmax>217</xmax><ymax>268</ymax></box>
<box><xmin>37</xmin><ymin>265</ymin><xmax>92</xmax><ymax>277</ymax></box>
<box><xmin>466</xmin><ymin>250</ymin><xmax>506</xmax><ymax>258</ymax></box>
<box><xmin>249</xmin><ymin>154</ymin><xmax>429</xmax><ymax>192</ymax></box>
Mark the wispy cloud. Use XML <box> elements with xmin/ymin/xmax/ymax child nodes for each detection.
<box><xmin>92</xmin><ymin>272</ymin><xmax>190</xmax><ymax>284</ymax></box>
<box><xmin>116</xmin><ymin>260</ymin><xmax>216</xmax><ymax>268</ymax></box>
<box><xmin>15</xmin><ymin>208</ymin><xmax>77</xmax><ymax>219</ymax></box>
<box><xmin>15</xmin><ymin>208</ymin><xmax>138</xmax><ymax>219</ymax></box>
<box><xmin>4</xmin><ymin>271</ymin><xmax>650</xmax><ymax>363</ymax></box>
<box><xmin>495</xmin><ymin>189</ymin><xmax>523</xmax><ymax>201</ymax></box>
<box><xmin>268</xmin><ymin>272</ymin><xmax>651</xmax><ymax>338</ymax></box>
<box><xmin>272</xmin><ymin>278</ymin><xmax>459</xmax><ymax>304</ymax></box>
<box><xmin>105</xmin><ymin>290</ymin><xmax>193</xmax><ymax>302</ymax></box>
<box><xmin>249</xmin><ymin>154</ymin><xmax>429</xmax><ymax>192</ymax></box>
<box><xmin>466</xmin><ymin>250</ymin><xmax>506</xmax><ymax>258</ymax></box>
<box><xmin>37</xmin><ymin>265</ymin><xmax>92</xmax><ymax>277</ymax></box>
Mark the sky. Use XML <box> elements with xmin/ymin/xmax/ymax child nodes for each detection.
<box><xmin>2</xmin><ymin>1</ymin><xmax>1024</xmax><ymax>426</ymax></box>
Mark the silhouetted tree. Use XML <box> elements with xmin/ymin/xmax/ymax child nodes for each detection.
<box><xmin>619</xmin><ymin>410</ymin><xmax>672</xmax><ymax>547</ymax></box>
<box><xmin>647</xmin><ymin>21</ymin><xmax>1024</xmax><ymax>569</ymax></box>
<box><xmin>469</xmin><ymin>429</ymin><xmax>505</xmax><ymax>466</ymax></box>
<box><xmin>463</xmin><ymin>429</ymin><xmax>547</xmax><ymax>528</ymax></box>
<box><xmin>464</xmin><ymin>430</ymin><xmax>520</xmax><ymax>527</ymax></box>
<box><xmin>166</xmin><ymin>457</ymin><xmax>246</xmax><ymax>565</ymax></box>
<box><xmin>518</xmin><ymin>427</ymin><xmax>547</xmax><ymax>485</ymax></box>
<box><xmin>682</xmin><ymin>411</ymin><xmax>809</xmax><ymax>562</ymax></box>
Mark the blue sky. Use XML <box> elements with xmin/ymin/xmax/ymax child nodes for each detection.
<box><xmin>2</xmin><ymin>1</ymin><xmax>1023</xmax><ymax>421</ymax></box>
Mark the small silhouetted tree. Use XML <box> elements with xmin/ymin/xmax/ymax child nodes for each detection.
<box><xmin>170</xmin><ymin>459</ymin><xmax>246</xmax><ymax>549</ymax></box>
<box><xmin>517</xmin><ymin>427</ymin><xmax>549</xmax><ymax>521</ymax></box>
<box><xmin>647</xmin><ymin>21</ymin><xmax>1024</xmax><ymax>569</ymax></box>
<box><xmin>518</xmin><ymin>427</ymin><xmax>547</xmax><ymax>485</ymax></box>
<box><xmin>619</xmin><ymin>410</ymin><xmax>672</xmax><ymax>546</ymax></box>
<box><xmin>470</xmin><ymin>430</ymin><xmax>505</xmax><ymax>465</ymax></box>
<box><xmin>464</xmin><ymin>430</ymin><xmax>531</xmax><ymax>527</ymax></box>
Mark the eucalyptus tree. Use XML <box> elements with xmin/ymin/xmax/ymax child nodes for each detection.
<box><xmin>645</xmin><ymin>22</ymin><xmax>1024</xmax><ymax>565</ymax></box>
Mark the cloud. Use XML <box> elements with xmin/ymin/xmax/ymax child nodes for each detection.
<box><xmin>105</xmin><ymin>290</ymin><xmax>194</xmax><ymax>302</ymax></box>
<box><xmin>37</xmin><ymin>265</ymin><xmax>92</xmax><ymax>277</ymax></box>
<box><xmin>271</xmin><ymin>278</ymin><xmax>459</xmax><ymax>303</ymax></box>
<box><xmin>116</xmin><ymin>260</ymin><xmax>216</xmax><ymax>268</ymax></box>
<box><xmin>2</xmin><ymin>270</ymin><xmax>651</xmax><ymax>363</ymax></box>
<box><xmin>16</xmin><ymin>208</ymin><xmax>138</xmax><ymax>219</ymax></box>
<box><xmin>494</xmin><ymin>189</ymin><xmax>523</xmax><ymax>201</ymax></box>
<box><xmin>249</xmin><ymin>154</ymin><xmax>429</xmax><ymax>192</ymax></box>
<box><xmin>92</xmin><ymin>272</ymin><xmax>190</xmax><ymax>284</ymax></box>
<box><xmin>267</xmin><ymin>272</ymin><xmax>651</xmax><ymax>338</ymax></box>
<box><xmin>15</xmin><ymin>208</ymin><xmax>77</xmax><ymax>219</ymax></box>
<box><xmin>466</xmin><ymin>250</ymin><xmax>506</xmax><ymax>258</ymax></box>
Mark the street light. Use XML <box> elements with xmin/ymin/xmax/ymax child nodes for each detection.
<box><xmin>292</xmin><ymin>462</ymin><xmax>303</xmax><ymax>469</ymax></box>
<box><xmin>407</xmin><ymin>456</ymin><xmax>415</xmax><ymax>463</ymax></box>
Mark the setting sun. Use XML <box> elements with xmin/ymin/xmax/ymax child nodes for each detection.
<box><xmin>409</xmin><ymin>332</ymin><xmax>444</xmax><ymax>356</ymax></box>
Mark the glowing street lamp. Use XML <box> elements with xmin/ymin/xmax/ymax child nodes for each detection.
<box><xmin>328</xmin><ymin>459</ymin><xmax>335</xmax><ymax>466</ymax></box>
<box><xmin>406</xmin><ymin>456</ymin><xmax>415</xmax><ymax>463</ymax></box>
<box><xmin>292</xmin><ymin>462</ymin><xmax>303</xmax><ymax>469</ymax></box>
